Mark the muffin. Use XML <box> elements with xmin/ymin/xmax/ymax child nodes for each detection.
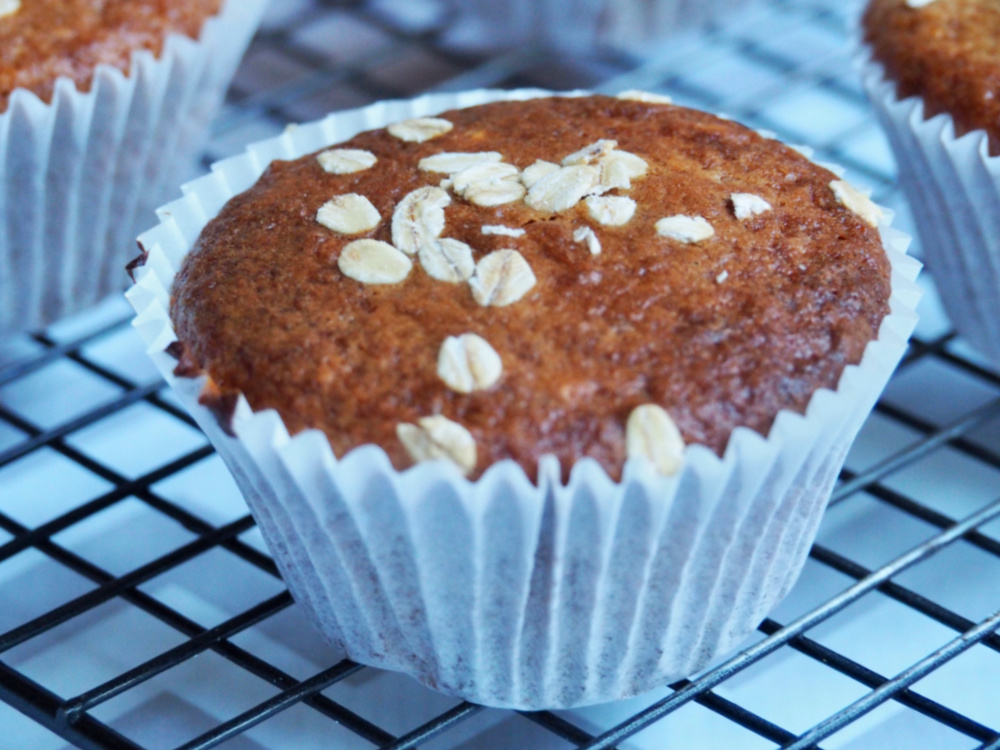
<box><xmin>128</xmin><ymin>90</ymin><xmax>920</xmax><ymax>708</ymax></box>
<box><xmin>860</xmin><ymin>0</ymin><xmax>1000</xmax><ymax>365</ymax></box>
<box><xmin>0</xmin><ymin>0</ymin><xmax>269</xmax><ymax>334</ymax></box>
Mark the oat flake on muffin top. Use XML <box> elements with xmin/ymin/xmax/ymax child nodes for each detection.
<box><xmin>166</xmin><ymin>94</ymin><xmax>891</xmax><ymax>481</ymax></box>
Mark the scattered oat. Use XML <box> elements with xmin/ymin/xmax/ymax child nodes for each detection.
<box><xmin>469</xmin><ymin>249</ymin><xmax>537</xmax><ymax>307</ymax></box>
<box><xmin>656</xmin><ymin>215</ymin><xmax>715</xmax><ymax>244</ymax></box>
<box><xmin>573</xmin><ymin>226</ymin><xmax>602</xmax><ymax>256</ymax></box>
<box><xmin>392</xmin><ymin>186</ymin><xmax>450</xmax><ymax>255</ymax></box>
<box><xmin>437</xmin><ymin>334</ymin><xmax>503</xmax><ymax>393</ymax></box>
<box><xmin>616</xmin><ymin>89</ymin><xmax>673</xmax><ymax>104</ymax></box>
<box><xmin>338</xmin><ymin>239</ymin><xmax>412</xmax><ymax>284</ymax></box>
<box><xmin>0</xmin><ymin>0</ymin><xmax>21</xmax><ymax>16</ymax></box>
<box><xmin>419</xmin><ymin>238</ymin><xmax>476</xmax><ymax>283</ymax></box>
<box><xmin>525</xmin><ymin>165</ymin><xmax>600</xmax><ymax>213</ymax></box>
<box><xmin>482</xmin><ymin>225</ymin><xmax>526</xmax><ymax>238</ymax></box>
<box><xmin>595</xmin><ymin>150</ymin><xmax>648</xmax><ymax>192</ymax></box>
<box><xmin>716</xmin><ymin>270</ymin><xmax>729</xmax><ymax>284</ymax></box>
<box><xmin>397</xmin><ymin>416</ymin><xmax>477</xmax><ymax>475</ymax></box>
<box><xmin>906</xmin><ymin>0</ymin><xmax>937</xmax><ymax>6</ymax></box>
<box><xmin>731</xmin><ymin>193</ymin><xmax>772</xmax><ymax>221</ymax></box>
<box><xmin>626</xmin><ymin>404</ymin><xmax>685</xmax><ymax>476</ymax></box>
<box><xmin>316</xmin><ymin>194</ymin><xmax>381</xmax><ymax>235</ymax></box>
<box><xmin>755</xmin><ymin>129</ymin><xmax>778</xmax><ymax>140</ymax></box>
<box><xmin>830</xmin><ymin>180</ymin><xmax>882</xmax><ymax>228</ymax></box>
<box><xmin>521</xmin><ymin>160</ymin><xmax>560</xmax><ymax>189</ymax></box>
<box><xmin>387</xmin><ymin>117</ymin><xmax>453</xmax><ymax>143</ymax></box>
<box><xmin>452</xmin><ymin>162</ymin><xmax>526</xmax><ymax>206</ymax></box>
<box><xmin>419</xmin><ymin>151</ymin><xmax>503</xmax><ymax>173</ymax></box>
<box><xmin>585</xmin><ymin>195</ymin><xmax>636</xmax><ymax>226</ymax></box>
<box><xmin>562</xmin><ymin>139</ymin><xmax>618</xmax><ymax>167</ymax></box>
<box><xmin>316</xmin><ymin>148</ymin><xmax>377</xmax><ymax>174</ymax></box>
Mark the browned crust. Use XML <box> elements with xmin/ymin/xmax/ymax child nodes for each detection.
<box><xmin>170</xmin><ymin>95</ymin><xmax>891</xmax><ymax>481</ymax></box>
<box><xmin>863</xmin><ymin>0</ymin><xmax>1000</xmax><ymax>155</ymax></box>
<box><xmin>0</xmin><ymin>0</ymin><xmax>223</xmax><ymax>112</ymax></box>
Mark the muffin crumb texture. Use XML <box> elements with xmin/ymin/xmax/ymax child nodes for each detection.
<box><xmin>0</xmin><ymin>0</ymin><xmax>223</xmax><ymax>111</ymax></box>
<box><xmin>864</xmin><ymin>0</ymin><xmax>1000</xmax><ymax>154</ymax></box>
<box><xmin>170</xmin><ymin>95</ymin><xmax>891</xmax><ymax>481</ymax></box>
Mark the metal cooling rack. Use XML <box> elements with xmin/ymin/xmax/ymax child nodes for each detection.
<box><xmin>2</xmin><ymin>0</ymin><xmax>999</xmax><ymax>747</ymax></box>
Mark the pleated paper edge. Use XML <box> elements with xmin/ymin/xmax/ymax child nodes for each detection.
<box><xmin>126</xmin><ymin>87</ymin><xmax>921</xmax><ymax>707</ymax></box>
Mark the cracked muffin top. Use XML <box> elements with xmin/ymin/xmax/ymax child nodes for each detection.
<box><xmin>166</xmin><ymin>93</ymin><xmax>891</xmax><ymax>481</ymax></box>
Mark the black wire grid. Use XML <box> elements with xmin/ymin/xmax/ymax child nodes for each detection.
<box><xmin>2</xmin><ymin>0</ymin><xmax>999</xmax><ymax>748</ymax></box>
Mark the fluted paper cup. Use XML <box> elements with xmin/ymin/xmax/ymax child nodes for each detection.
<box><xmin>126</xmin><ymin>89</ymin><xmax>921</xmax><ymax>709</ymax></box>
<box><xmin>439</xmin><ymin>0</ymin><xmax>754</xmax><ymax>54</ymax></box>
<box><xmin>860</xmin><ymin>51</ymin><xmax>1000</xmax><ymax>367</ymax></box>
<box><xmin>0</xmin><ymin>0</ymin><xmax>269</xmax><ymax>335</ymax></box>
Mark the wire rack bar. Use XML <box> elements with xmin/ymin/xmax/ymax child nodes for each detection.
<box><xmin>0</xmin><ymin>516</ymin><xmax>255</xmax><ymax>654</ymax></box>
<box><xmin>172</xmin><ymin>660</ymin><xmax>376</xmax><ymax>750</ymax></box>
<box><xmin>59</xmin><ymin>592</ymin><xmax>294</xmax><ymax>722</ymax></box>
<box><xmin>379</xmin><ymin>703</ymin><xmax>485</xmax><ymax>750</ymax></box>
<box><xmin>0</xmin><ymin>661</ymin><xmax>143</xmax><ymax>750</ymax></box>
<box><xmin>576</xmin><ymin>496</ymin><xmax>1000</xmax><ymax>750</ymax></box>
<box><xmin>757</xmin><ymin>618</ymin><xmax>999</xmax><ymax>743</ymax></box>
<box><xmin>781</xmin><ymin>609</ymin><xmax>1000</xmax><ymax>750</ymax></box>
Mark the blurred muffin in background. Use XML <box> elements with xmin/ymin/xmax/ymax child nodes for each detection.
<box><xmin>0</xmin><ymin>0</ymin><xmax>269</xmax><ymax>335</ymax></box>
<box><xmin>860</xmin><ymin>0</ymin><xmax>1000</xmax><ymax>366</ymax></box>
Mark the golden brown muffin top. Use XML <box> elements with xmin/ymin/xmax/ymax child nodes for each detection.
<box><xmin>167</xmin><ymin>95</ymin><xmax>891</xmax><ymax>481</ymax></box>
<box><xmin>863</xmin><ymin>0</ymin><xmax>1000</xmax><ymax>154</ymax></box>
<box><xmin>0</xmin><ymin>0</ymin><xmax>223</xmax><ymax>112</ymax></box>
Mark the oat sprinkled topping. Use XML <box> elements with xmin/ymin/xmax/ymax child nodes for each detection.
<box><xmin>562</xmin><ymin>139</ymin><xmax>618</xmax><ymax>167</ymax></box>
<box><xmin>906</xmin><ymin>0</ymin><xmax>938</xmax><ymax>7</ymax></box>
<box><xmin>731</xmin><ymin>193</ymin><xmax>772</xmax><ymax>221</ymax></box>
<box><xmin>419</xmin><ymin>238</ymin><xmax>476</xmax><ymax>283</ymax></box>
<box><xmin>387</xmin><ymin>117</ymin><xmax>454</xmax><ymax>143</ymax></box>
<box><xmin>316</xmin><ymin>194</ymin><xmax>381</xmax><ymax>234</ymax></box>
<box><xmin>616</xmin><ymin>89</ymin><xmax>673</xmax><ymax>105</ymax></box>
<box><xmin>392</xmin><ymin>186</ymin><xmax>450</xmax><ymax>255</ymax></box>
<box><xmin>655</xmin><ymin>215</ymin><xmax>715</xmax><ymax>244</ymax></box>
<box><xmin>520</xmin><ymin>160</ymin><xmax>560</xmax><ymax>189</ymax></box>
<box><xmin>397</xmin><ymin>416</ymin><xmax>477</xmax><ymax>475</ymax></box>
<box><xmin>418</xmin><ymin>151</ymin><xmax>503</xmax><ymax>173</ymax></box>
<box><xmin>338</xmin><ymin>239</ymin><xmax>412</xmax><ymax>284</ymax></box>
<box><xmin>585</xmin><ymin>195</ymin><xmax>637</xmax><ymax>226</ymax></box>
<box><xmin>451</xmin><ymin>162</ymin><xmax>526</xmax><ymax>206</ymax></box>
<box><xmin>316</xmin><ymin>148</ymin><xmax>377</xmax><ymax>175</ymax></box>
<box><xmin>437</xmin><ymin>334</ymin><xmax>503</xmax><ymax>393</ymax></box>
<box><xmin>830</xmin><ymin>180</ymin><xmax>882</xmax><ymax>228</ymax></box>
<box><xmin>469</xmin><ymin>249</ymin><xmax>537</xmax><ymax>307</ymax></box>
<box><xmin>0</xmin><ymin>0</ymin><xmax>20</xmax><ymax>18</ymax></box>
<box><xmin>573</xmin><ymin>226</ymin><xmax>602</xmax><ymax>256</ymax></box>
<box><xmin>626</xmin><ymin>404</ymin><xmax>685</xmax><ymax>476</ymax></box>
<box><xmin>525</xmin><ymin>165</ymin><xmax>601</xmax><ymax>213</ymax></box>
<box><xmin>482</xmin><ymin>225</ymin><xmax>526</xmax><ymax>238</ymax></box>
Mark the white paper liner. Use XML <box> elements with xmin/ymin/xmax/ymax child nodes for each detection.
<box><xmin>126</xmin><ymin>89</ymin><xmax>921</xmax><ymax>709</ymax></box>
<box><xmin>860</xmin><ymin>50</ymin><xmax>1000</xmax><ymax>367</ymax></box>
<box><xmin>0</xmin><ymin>0</ymin><xmax>269</xmax><ymax>335</ymax></box>
<box><xmin>439</xmin><ymin>0</ymin><xmax>752</xmax><ymax>53</ymax></box>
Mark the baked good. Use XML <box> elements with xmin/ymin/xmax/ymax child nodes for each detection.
<box><xmin>0</xmin><ymin>0</ymin><xmax>268</xmax><ymax>334</ymax></box>
<box><xmin>863</xmin><ymin>0</ymin><xmax>1000</xmax><ymax>155</ymax></box>
<box><xmin>860</xmin><ymin>0</ymin><xmax>1000</xmax><ymax>366</ymax></box>
<box><xmin>0</xmin><ymin>0</ymin><xmax>222</xmax><ymax>112</ymax></box>
<box><xmin>129</xmin><ymin>90</ymin><xmax>919</xmax><ymax>708</ymax></box>
<box><xmin>169</xmin><ymin>94</ymin><xmax>892</xmax><ymax>481</ymax></box>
